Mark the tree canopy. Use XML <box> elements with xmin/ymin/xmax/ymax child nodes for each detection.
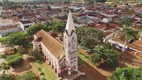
<box><xmin>7</xmin><ymin>2</ymin><xmax>23</xmax><ymax>10</ymax></box>
<box><xmin>120</xmin><ymin>17</ymin><xmax>132</xmax><ymax>27</ymax></box>
<box><xmin>89</xmin><ymin>44</ymin><xmax>120</xmax><ymax>67</ymax></box>
<box><xmin>27</xmin><ymin>23</ymin><xmax>51</xmax><ymax>36</ymax></box>
<box><xmin>51</xmin><ymin>21</ymin><xmax>65</xmax><ymax>33</ymax></box>
<box><xmin>0</xmin><ymin>62</ymin><xmax>10</xmax><ymax>71</ymax></box>
<box><xmin>6</xmin><ymin>54</ymin><xmax>23</xmax><ymax>67</ymax></box>
<box><xmin>121</xmin><ymin>27</ymin><xmax>139</xmax><ymax>44</ymax></box>
<box><xmin>109</xmin><ymin>68</ymin><xmax>142</xmax><ymax>80</ymax></box>
<box><xmin>0</xmin><ymin>74</ymin><xmax>15</xmax><ymax>80</ymax></box>
<box><xmin>77</xmin><ymin>27</ymin><xmax>104</xmax><ymax>50</ymax></box>
<box><xmin>29</xmin><ymin>49</ymin><xmax>43</xmax><ymax>62</ymax></box>
<box><xmin>0</xmin><ymin>32</ymin><xmax>28</xmax><ymax>47</ymax></box>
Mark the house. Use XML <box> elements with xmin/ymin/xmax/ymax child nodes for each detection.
<box><xmin>22</xmin><ymin>13</ymin><xmax>36</xmax><ymax>19</ymax></box>
<box><xmin>19</xmin><ymin>20</ymin><xmax>35</xmax><ymax>31</ymax></box>
<box><xmin>0</xmin><ymin>19</ymin><xmax>22</xmax><ymax>37</ymax></box>
<box><xmin>32</xmin><ymin>12</ymin><xmax>83</xmax><ymax>79</ymax></box>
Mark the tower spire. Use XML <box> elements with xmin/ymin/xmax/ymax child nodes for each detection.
<box><xmin>65</xmin><ymin>11</ymin><xmax>75</xmax><ymax>35</ymax></box>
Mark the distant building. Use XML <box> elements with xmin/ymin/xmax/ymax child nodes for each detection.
<box><xmin>0</xmin><ymin>19</ymin><xmax>21</xmax><ymax>37</ymax></box>
<box><xmin>19</xmin><ymin>20</ymin><xmax>35</xmax><ymax>31</ymax></box>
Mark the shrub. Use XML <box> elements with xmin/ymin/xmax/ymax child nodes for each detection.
<box><xmin>16</xmin><ymin>71</ymin><xmax>39</xmax><ymax>80</ymax></box>
<box><xmin>0</xmin><ymin>73</ymin><xmax>15</xmax><ymax>80</ymax></box>
<box><xmin>17</xmin><ymin>47</ymin><xmax>26</xmax><ymax>54</ymax></box>
<box><xmin>38</xmin><ymin>68</ymin><xmax>42</xmax><ymax>72</ymax></box>
<box><xmin>29</xmin><ymin>49</ymin><xmax>43</xmax><ymax>61</ymax></box>
<box><xmin>6</xmin><ymin>54</ymin><xmax>23</xmax><ymax>66</ymax></box>
<box><xmin>41</xmin><ymin>77</ymin><xmax>46</xmax><ymax>80</ymax></box>
<box><xmin>0</xmin><ymin>62</ymin><xmax>10</xmax><ymax>70</ymax></box>
<box><xmin>0</xmin><ymin>54</ymin><xmax>8</xmax><ymax>59</ymax></box>
<box><xmin>89</xmin><ymin>53</ymin><xmax>101</xmax><ymax>64</ymax></box>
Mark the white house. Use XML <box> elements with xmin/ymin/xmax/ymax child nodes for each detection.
<box><xmin>32</xmin><ymin>12</ymin><xmax>80</xmax><ymax>79</ymax></box>
<box><xmin>19</xmin><ymin>20</ymin><xmax>35</xmax><ymax>31</ymax></box>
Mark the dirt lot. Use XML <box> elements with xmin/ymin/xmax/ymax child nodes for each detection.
<box><xmin>74</xmin><ymin>63</ymin><xmax>107</xmax><ymax>80</ymax></box>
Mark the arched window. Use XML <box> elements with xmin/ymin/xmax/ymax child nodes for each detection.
<box><xmin>72</xmin><ymin>37</ymin><xmax>76</xmax><ymax>50</ymax></box>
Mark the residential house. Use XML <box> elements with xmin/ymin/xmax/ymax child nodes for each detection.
<box><xmin>19</xmin><ymin>19</ymin><xmax>35</xmax><ymax>31</ymax></box>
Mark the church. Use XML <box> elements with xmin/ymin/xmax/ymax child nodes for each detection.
<box><xmin>32</xmin><ymin>11</ymin><xmax>79</xmax><ymax>78</ymax></box>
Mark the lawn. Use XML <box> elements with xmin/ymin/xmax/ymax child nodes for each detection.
<box><xmin>78</xmin><ymin>53</ymin><xmax>89</xmax><ymax>66</ymax></box>
<box><xmin>78</xmin><ymin>57</ymin><xmax>85</xmax><ymax>66</ymax></box>
<box><xmin>32</xmin><ymin>62</ymin><xmax>57</xmax><ymax>80</ymax></box>
<box><xmin>41</xmin><ymin>65</ymin><xmax>57</xmax><ymax>80</ymax></box>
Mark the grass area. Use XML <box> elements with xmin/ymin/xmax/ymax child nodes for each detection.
<box><xmin>33</xmin><ymin>62</ymin><xmax>57</xmax><ymax>80</ymax></box>
<box><xmin>33</xmin><ymin>62</ymin><xmax>41</xmax><ymax>66</ymax></box>
<box><xmin>78</xmin><ymin>53</ymin><xmax>89</xmax><ymax>66</ymax></box>
<box><xmin>78</xmin><ymin>57</ymin><xmax>85</xmax><ymax>66</ymax></box>
<box><xmin>41</xmin><ymin>66</ymin><xmax>57</xmax><ymax>80</ymax></box>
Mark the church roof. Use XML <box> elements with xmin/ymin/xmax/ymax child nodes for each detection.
<box><xmin>65</xmin><ymin>11</ymin><xmax>76</xmax><ymax>35</ymax></box>
<box><xmin>35</xmin><ymin>29</ymin><xmax>63</xmax><ymax>58</ymax></box>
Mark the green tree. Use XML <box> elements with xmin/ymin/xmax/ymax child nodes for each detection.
<box><xmin>0</xmin><ymin>62</ymin><xmax>10</xmax><ymax>71</ymax></box>
<box><xmin>0</xmin><ymin>62</ymin><xmax>10</xmax><ymax>75</ymax></box>
<box><xmin>17</xmin><ymin>47</ymin><xmax>26</xmax><ymax>54</ymax></box>
<box><xmin>0</xmin><ymin>32</ymin><xmax>28</xmax><ymax>47</ymax></box>
<box><xmin>120</xmin><ymin>17</ymin><xmax>132</xmax><ymax>27</ymax></box>
<box><xmin>8</xmin><ymin>2</ymin><xmax>22</xmax><ymax>10</ymax></box>
<box><xmin>77</xmin><ymin>27</ymin><xmax>104</xmax><ymax>50</ymax></box>
<box><xmin>122</xmin><ymin>27</ymin><xmax>139</xmax><ymax>41</ymax></box>
<box><xmin>89</xmin><ymin>53</ymin><xmax>101</xmax><ymax>64</ymax></box>
<box><xmin>51</xmin><ymin>21</ymin><xmax>65</xmax><ymax>33</ymax></box>
<box><xmin>121</xmin><ymin>27</ymin><xmax>139</xmax><ymax>53</ymax></box>
<box><xmin>29</xmin><ymin>49</ymin><xmax>43</xmax><ymax>61</ymax></box>
<box><xmin>0</xmin><ymin>73</ymin><xmax>15</xmax><ymax>80</ymax></box>
<box><xmin>109</xmin><ymin>68</ymin><xmax>142</xmax><ymax>80</ymax></box>
<box><xmin>76</xmin><ymin>27</ymin><xmax>86</xmax><ymax>43</ymax></box>
<box><xmin>27</xmin><ymin>23</ymin><xmax>51</xmax><ymax>36</ymax></box>
<box><xmin>104</xmin><ymin>49</ymin><xmax>119</xmax><ymax>67</ymax></box>
<box><xmin>90</xmin><ymin>44</ymin><xmax>119</xmax><ymax>67</ymax></box>
<box><xmin>6</xmin><ymin>54</ymin><xmax>23</xmax><ymax>67</ymax></box>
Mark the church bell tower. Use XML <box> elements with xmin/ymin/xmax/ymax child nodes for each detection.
<box><xmin>64</xmin><ymin>11</ymin><xmax>78</xmax><ymax>75</ymax></box>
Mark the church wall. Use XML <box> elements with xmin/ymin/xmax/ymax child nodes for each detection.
<box><xmin>40</xmin><ymin>42</ymin><xmax>61</xmax><ymax>74</ymax></box>
<box><xmin>64</xmin><ymin>31</ymin><xmax>78</xmax><ymax>73</ymax></box>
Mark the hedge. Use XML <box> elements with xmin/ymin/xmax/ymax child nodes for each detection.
<box><xmin>6</xmin><ymin>54</ymin><xmax>23</xmax><ymax>66</ymax></box>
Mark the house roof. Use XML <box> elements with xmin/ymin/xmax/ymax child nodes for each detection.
<box><xmin>35</xmin><ymin>29</ymin><xmax>63</xmax><ymax>58</ymax></box>
<box><xmin>0</xmin><ymin>25</ymin><xmax>18</xmax><ymax>30</ymax></box>
<box><xmin>129</xmin><ymin>40</ymin><xmax>142</xmax><ymax>52</ymax></box>
<box><xmin>20</xmin><ymin>20</ymin><xmax>33</xmax><ymax>24</ymax></box>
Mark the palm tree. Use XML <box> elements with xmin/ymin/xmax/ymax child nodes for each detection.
<box><xmin>121</xmin><ymin>26</ymin><xmax>139</xmax><ymax>53</ymax></box>
<box><xmin>120</xmin><ymin>17</ymin><xmax>132</xmax><ymax>27</ymax></box>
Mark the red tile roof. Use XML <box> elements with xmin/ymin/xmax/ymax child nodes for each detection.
<box><xmin>35</xmin><ymin>29</ymin><xmax>63</xmax><ymax>58</ymax></box>
<box><xmin>0</xmin><ymin>25</ymin><xmax>18</xmax><ymax>30</ymax></box>
<box><xmin>129</xmin><ymin>40</ymin><xmax>142</xmax><ymax>52</ymax></box>
<box><xmin>97</xmin><ymin>23</ymin><xmax>106</xmax><ymax>29</ymax></box>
